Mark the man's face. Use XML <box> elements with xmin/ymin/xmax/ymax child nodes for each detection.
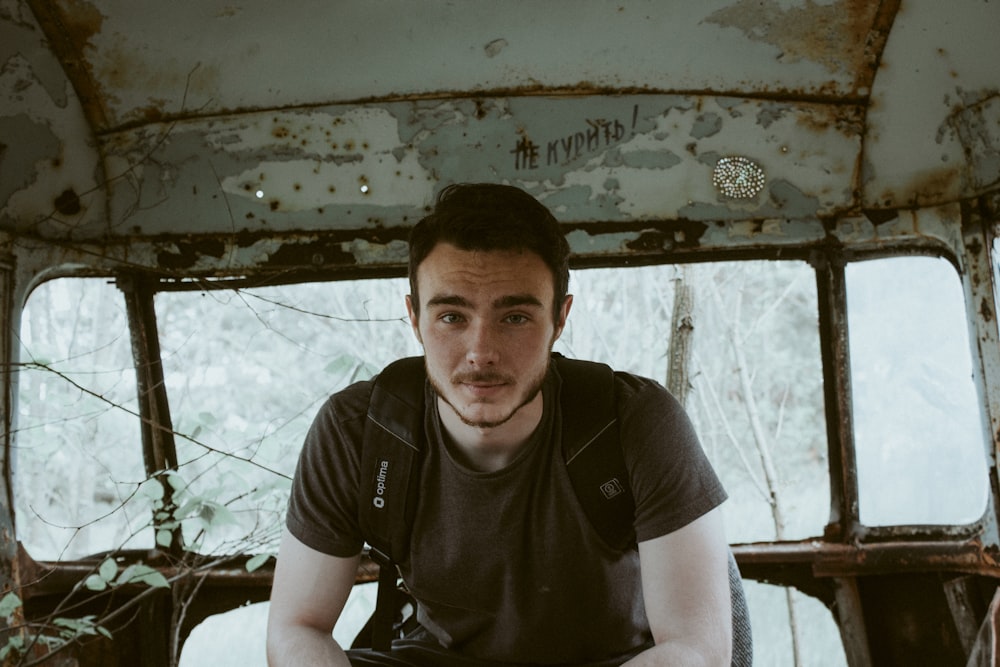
<box><xmin>406</xmin><ymin>242</ymin><xmax>571</xmax><ymax>430</ymax></box>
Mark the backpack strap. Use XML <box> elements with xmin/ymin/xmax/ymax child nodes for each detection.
<box><xmin>554</xmin><ymin>355</ymin><xmax>637</xmax><ymax>551</ymax></box>
<box><xmin>358</xmin><ymin>354</ymin><xmax>637</xmax><ymax>651</ymax></box>
<box><xmin>359</xmin><ymin>356</ymin><xmax>426</xmax><ymax>651</ymax></box>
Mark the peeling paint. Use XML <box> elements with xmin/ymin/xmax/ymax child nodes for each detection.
<box><xmin>705</xmin><ymin>0</ymin><xmax>878</xmax><ymax>79</ymax></box>
<box><xmin>949</xmin><ymin>94</ymin><xmax>1000</xmax><ymax>192</ymax></box>
<box><xmin>3</xmin><ymin>4</ymin><xmax>1000</xmax><ymax>665</ymax></box>
<box><xmin>0</xmin><ymin>113</ymin><xmax>61</xmax><ymax>206</ymax></box>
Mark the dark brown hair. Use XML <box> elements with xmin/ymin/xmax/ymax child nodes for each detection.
<box><xmin>408</xmin><ymin>183</ymin><xmax>571</xmax><ymax>321</ymax></box>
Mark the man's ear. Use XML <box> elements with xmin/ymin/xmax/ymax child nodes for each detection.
<box><xmin>405</xmin><ymin>294</ymin><xmax>422</xmax><ymax>344</ymax></box>
<box><xmin>553</xmin><ymin>294</ymin><xmax>573</xmax><ymax>341</ymax></box>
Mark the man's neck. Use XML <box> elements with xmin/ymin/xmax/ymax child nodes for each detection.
<box><xmin>437</xmin><ymin>393</ymin><xmax>544</xmax><ymax>472</ymax></box>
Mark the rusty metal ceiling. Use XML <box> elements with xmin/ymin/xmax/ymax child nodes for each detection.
<box><xmin>1</xmin><ymin>0</ymin><xmax>999</xmax><ymax>254</ymax></box>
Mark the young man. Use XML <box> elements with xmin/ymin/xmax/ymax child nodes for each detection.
<box><xmin>266</xmin><ymin>183</ymin><xmax>732</xmax><ymax>666</ymax></box>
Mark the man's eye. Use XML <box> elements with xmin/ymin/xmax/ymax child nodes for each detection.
<box><xmin>440</xmin><ymin>313</ymin><xmax>463</xmax><ymax>324</ymax></box>
<box><xmin>505</xmin><ymin>314</ymin><xmax>528</xmax><ymax>324</ymax></box>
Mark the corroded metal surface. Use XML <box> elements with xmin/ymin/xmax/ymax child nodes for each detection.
<box><xmin>3</xmin><ymin>2</ymin><xmax>1000</xmax><ymax>664</ymax></box>
<box><xmin>2</xmin><ymin>0</ymin><xmax>999</xmax><ymax>252</ymax></box>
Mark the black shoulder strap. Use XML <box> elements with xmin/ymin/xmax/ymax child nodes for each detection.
<box><xmin>554</xmin><ymin>355</ymin><xmax>637</xmax><ymax>551</ymax></box>
<box><xmin>359</xmin><ymin>356</ymin><xmax>426</xmax><ymax>651</ymax></box>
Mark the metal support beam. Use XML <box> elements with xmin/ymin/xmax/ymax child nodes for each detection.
<box><xmin>117</xmin><ymin>275</ymin><xmax>181</xmax><ymax>554</ymax></box>
<box><xmin>813</xmin><ymin>250</ymin><xmax>860</xmax><ymax>542</ymax></box>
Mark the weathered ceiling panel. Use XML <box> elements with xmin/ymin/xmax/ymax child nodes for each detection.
<box><xmin>863</xmin><ymin>0</ymin><xmax>1000</xmax><ymax>208</ymax></box>
<box><xmin>0</xmin><ymin>1</ymin><xmax>106</xmax><ymax>234</ymax></box>
<box><xmin>28</xmin><ymin>0</ymin><xmax>880</xmax><ymax>132</ymax></box>
<box><xmin>55</xmin><ymin>95</ymin><xmax>860</xmax><ymax>240</ymax></box>
<box><xmin>3</xmin><ymin>0</ymin><xmax>999</xmax><ymax>262</ymax></box>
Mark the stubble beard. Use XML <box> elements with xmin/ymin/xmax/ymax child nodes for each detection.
<box><xmin>430</xmin><ymin>358</ymin><xmax>551</xmax><ymax>430</ymax></box>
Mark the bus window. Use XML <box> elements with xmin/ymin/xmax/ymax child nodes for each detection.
<box><xmin>154</xmin><ymin>279</ymin><xmax>419</xmax><ymax>555</ymax></box>
<box><xmin>848</xmin><ymin>256</ymin><xmax>989</xmax><ymax>527</ymax></box>
<box><xmin>563</xmin><ymin>260</ymin><xmax>828</xmax><ymax>544</ymax></box>
<box><xmin>15</xmin><ymin>278</ymin><xmax>151</xmax><ymax>559</ymax></box>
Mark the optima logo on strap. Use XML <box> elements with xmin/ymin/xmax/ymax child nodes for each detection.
<box><xmin>373</xmin><ymin>459</ymin><xmax>389</xmax><ymax>508</ymax></box>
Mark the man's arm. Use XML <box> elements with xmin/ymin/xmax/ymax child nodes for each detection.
<box><xmin>266</xmin><ymin>528</ymin><xmax>360</xmax><ymax>667</ymax></box>
<box><xmin>622</xmin><ymin>507</ymin><xmax>732</xmax><ymax>667</ymax></box>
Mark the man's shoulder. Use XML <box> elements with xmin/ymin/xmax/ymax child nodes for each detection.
<box><xmin>553</xmin><ymin>356</ymin><xmax>668</xmax><ymax>401</ymax></box>
<box><xmin>323</xmin><ymin>375</ymin><xmax>378</xmax><ymax>424</ymax></box>
<box><xmin>323</xmin><ymin>357</ymin><xmax>427</xmax><ymax>424</ymax></box>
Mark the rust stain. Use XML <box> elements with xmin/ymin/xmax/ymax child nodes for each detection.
<box><xmin>981</xmin><ymin>296</ymin><xmax>995</xmax><ymax>324</ymax></box>
<box><xmin>27</xmin><ymin>0</ymin><xmax>110</xmax><ymax>130</ymax></box>
<box><xmin>705</xmin><ymin>0</ymin><xmax>898</xmax><ymax>98</ymax></box>
<box><xmin>877</xmin><ymin>165</ymin><xmax>962</xmax><ymax>208</ymax></box>
<box><xmin>100</xmin><ymin>45</ymin><xmax>222</xmax><ymax>128</ymax></box>
<box><xmin>53</xmin><ymin>188</ymin><xmax>81</xmax><ymax>216</ymax></box>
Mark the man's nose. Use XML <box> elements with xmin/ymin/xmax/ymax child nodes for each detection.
<box><xmin>466</xmin><ymin>321</ymin><xmax>499</xmax><ymax>365</ymax></box>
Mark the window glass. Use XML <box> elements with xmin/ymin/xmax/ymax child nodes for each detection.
<box><xmin>15</xmin><ymin>278</ymin><xmax>151</xmax><ymax>560</ymax></box>
<box><xmin>744</xmin><ymin>582</ymin><xmax>847</xmax><ymax>666</ymax></box>
<box><xmin>848</xmin><ymin>256</ymin><xmax>989</xmax><ymax>526</ymax></box>
<box><xmin>560</xmin><ymin>261</ymin><xmax>827</xmax><ymax>543</ymax></box>
<box><xmin>16</xmin><ymin>265</ymin><xmax>828</xmax><ymax>554</ymax></box>
<box><xmin>155</xmin><ymin>279</ymin><xmax>420</xmax><ymax>555</ymax></box>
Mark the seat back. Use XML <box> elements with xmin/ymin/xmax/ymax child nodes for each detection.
<box><xmin>729</xmin><ymin>551</ymin><xmax>753</xmax><ymax>666</ymax></box>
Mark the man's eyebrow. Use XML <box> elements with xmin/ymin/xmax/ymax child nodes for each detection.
<box><xmin>493</xmin><ymin>294</ymin><xmax>544</xmax><ymax>309</ymax></box>
<box><xmin>425</xmin><ymin>294</ymin><xmax>471</xmax><ymax>309</ymax></box>
<box><xmin>424</xmin><ymin>294</ymin><xmax>544</xmax><ymax>309</ymax></box>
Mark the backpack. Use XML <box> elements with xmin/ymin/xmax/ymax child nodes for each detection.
<box><xmin>356</xmin><ymin>355</ymin><xmax>752</xmax><ymax>665</ymax></box>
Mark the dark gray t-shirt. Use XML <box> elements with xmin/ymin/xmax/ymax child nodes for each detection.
<box><xmin>286</xmin><ymin>363</ymin><xmax>727</xmax><ymax>664</ymax></box>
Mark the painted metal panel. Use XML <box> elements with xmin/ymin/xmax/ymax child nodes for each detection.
<box><xmin>864</xmin><ymin>0</ymin><xmax>1000</xmax><ymax>208</ymax></box>
<box><xmin>85</xmin><ymin>95</ymin><xmax>861</xmax><ymax>241</ymax></box>
<box><xmin>0</xmin><ymin>2</ymin><xmax>106</xmax><ymax>234</ymax></box>
<box><xmin>38</xmin><ymin>0</ymin><xmax>878</xmax><ymax>131</ymax></box>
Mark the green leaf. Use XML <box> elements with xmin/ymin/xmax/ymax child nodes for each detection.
<box><xmin>166</xmin><ymin>473</ymin><xmax>187</xmax><ymax>493</ymax></box>
<box><xmin>139</xmin><ymin>479</ymin><xmax>165</xmax><ymax>501</ymax></box>
<box><xmin>200</xmin><ymin>501</ymin><xmax>236</xmax><ymax>527</ymax></box>
<box><xmin>84</xmin><ymin>574</ymin><xmax>107</xmax><ymax>591</ymax></box>
<box><xmin>1</xmin><ymin>635</ymin><xmax>24</xmax><ymax>659</ymax></box>
<box><xmin>117</xmin><ymin>564</ymin><xmax>170</xmax><ymax>589</ymax></box>
<box><xmin>175</xmin><ymin>499</ymin><xmax>201</xmax><ymax>520</ymax></box>
<box><xmin>245</xmin><ymin>553</ymin><xmax>271</xmax><ymax>572</ymax></box>
<box><xmin>54</xmin><ymin>615</ymin><xmax>103</xmax><ymax>637</ymax></box>
<box><xmin>0</xmin><ymin>592</ymin><xmax>21</xmax><ymax>618</ymax></box>
<box><xmin>98</xmin><ymin>557</ymin><xmax>118</xmax><ymax>582</ymax></box>
<box><xmin>323</xmin><ymin>355</ymin><xmax>354</xmax><ymax>375</ymax></box>
<box><xmin>155</xmin><ymin>529</ymin><xmax>173</xmax><ymax>548</ymax></box>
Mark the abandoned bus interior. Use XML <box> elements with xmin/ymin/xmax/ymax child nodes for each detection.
<box><xmin>3</xmin><ymin>0</ymin><xmax>1000</xmax><ymax>665</ymax></box>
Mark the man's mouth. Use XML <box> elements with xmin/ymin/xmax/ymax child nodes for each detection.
<box><xmin>452</xmin><ymin>372</ymin><xmax>512</xmax><ymax>393</ymax></box>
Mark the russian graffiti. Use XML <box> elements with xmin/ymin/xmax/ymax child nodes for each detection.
<box><xmin>512</xmin><ymin>105</ymin><xmax>638</xmax><ymax>170</ymax></box>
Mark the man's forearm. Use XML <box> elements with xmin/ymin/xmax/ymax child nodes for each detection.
<box><xmin>620</xmin><ymin>639</ymin><xmax>730</xmax><ymax>667</ymax></box>
<box><xmin>266</xmin><ymin>624</ymin><xmax>352</xmax><ymax>667</ymax></box>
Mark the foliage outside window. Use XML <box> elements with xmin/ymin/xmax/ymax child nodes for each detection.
<box><xmin>13</xmin><ymin>260</ymin><xmax>873</xmax><ymax>666</ymax></box>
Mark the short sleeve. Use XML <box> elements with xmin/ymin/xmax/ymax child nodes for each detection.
<box><xmin>615</xmin><ymin>374</ymin><xmax>728</xmax><ymax>543</ymax></box>
<box><xmin>284</xmin><ymin>381</ymin><xmax>372</xmax><ymax>557</ymax></box>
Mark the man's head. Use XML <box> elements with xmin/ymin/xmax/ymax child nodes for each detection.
<box><xmin>405</xmin><ymin>183</ymin><xmax>573</xmax><ymax>438</ymax></box>
<box><xmin>408</xmin><ymin>183</ymin><xmax>571</xmax><ymax>324</ymax></box>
